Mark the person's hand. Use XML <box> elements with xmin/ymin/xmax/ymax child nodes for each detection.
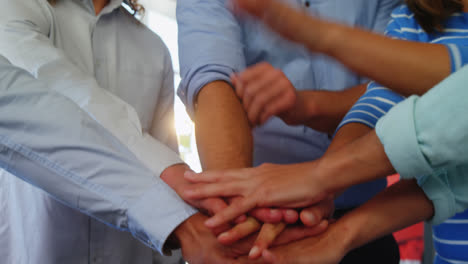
<box><xmin>183</xmin><ymin>162</ymin><xmax>332</xmax><ymax>228</ymax></box>
<box><xmin>247</xmin><ymin>198</ymin><xmax>334</xmax><ymax>259</ymax></box>
<box><xmin>161</xmin><ymin>164</ymin><xmax>294</xmax><ymax>244</ymax></box>
<box><xmin>173</xmin><ymin>213</ymin><xmax>256</xmax><ymax>264</ymax></box>
<box><xmin>161</xmin><ymin>163</ymin><xmax>229</xmax><ymax>217</ymax></box>
<box><xmin>232</xmin><ymin>62</ymin><xmax>307</xmax><ymax>125</ymax></box>
<box><xmin>173</xmin><ymin>213</ymin><xmax>333</xmax><ymax>264</ymax></box>
<box><xmin>260</xmin><ymin>221</ymin><xmax>348</xmax><ymax>264</ymax></box>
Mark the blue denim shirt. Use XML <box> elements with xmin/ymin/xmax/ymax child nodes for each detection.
<box><xmin>177</xmin><ymin>0</ymin><xmax>402</xmax><ymax>208</ymax></box>
<box><xmin>0</xmin><ymin>0</ymin><xmax>196</xmax><ymax>262</ymax></box>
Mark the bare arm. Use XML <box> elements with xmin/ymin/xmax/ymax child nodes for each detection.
<box><xmin>262</xmin><ymin>179</ymin><xmax>434</xmax><ymax>264</ymax></box>
<box><xmin>341</xmin><ymin>180</ymin><xmax>434</xmax><ymax>254</ymax></box>
<box><xmin>298</xmin><ymin>84</ymin><xmax>366</xmax><ymax>134</ymax></box>
<box><xmin>234</xmin><ymin>0</ymin><xmax>450</xmax><ymax>96</ymax></box>
<box><xmin>232</xmin><ymin>62</ymin><xmax>365</xmax><ymax>134</ymax></box>
<box><xmin>195</xmin><ymin>81</ymin><xmax>253</xmax><ymax>170</ymax></box>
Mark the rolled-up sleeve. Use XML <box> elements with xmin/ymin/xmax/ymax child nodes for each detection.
<box><xmin>176</xmin><ymin>0</ymin><xmax>246</xmax><ymax>116</ymax></box>
<box><xmin>445</xmin><ymin>44</ymin><xmax>468</xmax><ymax>73</ymax></box>
<box><xmin>0</xmin><ymin>56</ymin><xmax>197</xmax><ymax>253</ymax></box>
<box><xmin>376</xmin><ymin>65</ymin><xmax>468</xmax><ymax>224</ymax></box>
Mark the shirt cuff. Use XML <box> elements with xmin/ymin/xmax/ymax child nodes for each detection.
<box><xmin>418</xmin><ymin>170</ymin><xmax>456</xmax><ymax>225</ymax></box>
<box><xmin>177</xmin><ymin>64</ymin><xmax>235</xmax><ymax>118</ymax></box>
<box><xmin>375</xmin><ymin>96</ymin><xmax>433</xmax><ymax>180</ymax></box>
<box><xmin>127</xmin><ymin>180</ymin><xmax>197</xmax><ymax>254</ymax></box>
<box><xmin>445</xmin><ymin>44</ymin><xmax>468</xmax><ymax>73</ymax></box>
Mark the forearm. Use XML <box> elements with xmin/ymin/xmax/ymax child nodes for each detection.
<box><xmin>0</xmin><ymin>58</ymin><xmax>196</xmax><ymax>253</ymax></box>
<box><xmin>317</xmin><ymin>130</ymin><xmax>395</xmax><ymax>194</ymax></box>
<box><xmin>300</xmin><ymin>84</ymin><xmax>366</xmax><ymax>134</ymax></box>
<box><xmin>318</xmin><ymin>24</ymin><xmax>450</xmax><ymax>96</ymax></box>
<box><xmin>195</xmin><ymin>81</ymin><xmax>253</xmax><ymax>170</ymax></box>
<box><xmin>248</xmin><ymin>0</ymin><xmax>450</xmax><ymax>96</ymax></box>
<box><xmin>338</xmin><ymin>180</ymin><xmax>434</xmax><ymax>253</ymax></box>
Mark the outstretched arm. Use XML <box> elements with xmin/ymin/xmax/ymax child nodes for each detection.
<box><xmin>262</xmin><ymin>179</ymin><xmax>434</xmax><ymax>264</ymax></box>
<box><xmin>0</xmin><ymin>56</ymin><xmax>197</xmax><ymax>254</ymax></box>
<box><xmin>232</xmin><ymin>0</ymin><xmax>454</xmax><ymax>96</ymax></box>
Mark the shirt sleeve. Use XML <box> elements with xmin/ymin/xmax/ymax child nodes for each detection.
<box><xmin>371</xmin><ymin>0</ymin><xmax>402</xmax><ymax>33</ymax></box>
<box><xmin>0</xmin><ymin>56</ymin><xmax>197</xmax><ymax>253</ymax></box>
<box><xmin>335</xmin><ymin>82</ymin><xmax>405</xmax><ymax>132</ymax></box>
<box><xmin>150</xmin><ymin>46</ymin><xmax>179</xmax><ymax>153</ymax></box>
<box><xmin>445</xmin><ymin>44</ymin><xmax>468</xmax><ymax>73</ymax></box>
<box><xmin>0</xmin><ymin>0</ymin><xmax>182</xmax><ymax>178</ymax></box>
<box><xmin>376</xmin><ymin>65</ymin><xmax>468</xmax><ymax>223</ymax></box>
<box><xmin>176</xmin><ymin>0</ymin><xmax>246</xmax><ymax>117</ymax></box>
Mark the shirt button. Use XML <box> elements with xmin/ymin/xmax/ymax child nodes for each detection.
<box><xmin>304</xmin><ymin>0</ymin><xmax>310</xmax><ymax>7</ymax></box>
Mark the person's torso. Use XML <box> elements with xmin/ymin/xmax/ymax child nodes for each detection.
<box><xmin>0</xmin><ymin>1</ymin><xmax>175</xmax><ymax>263</ymax></box>
<box><xmin>240</xmin><ymin>0</ymin><xmax>399</xmax><ymax>207</ymax></box>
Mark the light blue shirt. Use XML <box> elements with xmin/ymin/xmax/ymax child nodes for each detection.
<box><xmin>0</xmin><ymin>0</ymin><xmax>196</xmax><ymax>263</ymax></box>
<box><xmin>376</xmin><ymin>65</ymin><xmax>468</xmax><ymax>226</ymax></box>
<box><xmin>177</xmin><ymin>0</ymin><xmax>402</xmax><ymax>208</ymax></box>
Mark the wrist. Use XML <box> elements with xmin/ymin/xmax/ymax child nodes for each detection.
<box><xmin>160</xmin><ymin>163</ymin><xmax>190</xmax><ymax>191</ymax></box>
<box><xmin>330</xmin><ymin>214</ymin><xmax>363</xmax><ymax>255</ymax></box>
<box><xmin>313</xmin><ymin>158</ymin><xmax>347</xmax><ymax>195</ymax></box>
<box><xmin>318</xmin><ymin>21</ymin><xmax>347</xmax><ymax>56</ymax></box>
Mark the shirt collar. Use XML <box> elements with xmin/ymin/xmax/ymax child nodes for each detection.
<box><xmin>74</xmin><ymin>0</ymin><xmax>124</xmax><ymax>16</ymax></box>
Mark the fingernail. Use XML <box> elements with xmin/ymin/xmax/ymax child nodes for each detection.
<box><xmin>218</xmin><ymin>232</ymin><xmax>229</xmax><ymax>241</ymax></box>
<box><xmin>249</xmin><ymin>246</ymin><xmax>260</xmax><ymax>258</ymax></box>
<box><xmin>286</xmin><ymin>210</ymin><xmax>296</xmax><ymax>217</ymax></box>
<box><xmin>270</xmin><ymin>208</ymin><xmax>280</xmax><ymax>216</ymax></box>
<box><xmin>205</xmin><ymin>218</ymin><xmax>216</xmax><ymax>227</ymax></box>
<box><xmin>303</xmin><ymin>211</ymin><xmax>315</xmax><ymax>225</ymax></box>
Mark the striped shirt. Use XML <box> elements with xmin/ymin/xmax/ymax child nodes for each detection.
<box><xmin>337</xmin><ymin>5</ymin><xmax>468</xmax><ymax>264</ymax></box>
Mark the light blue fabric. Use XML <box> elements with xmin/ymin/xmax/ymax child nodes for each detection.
<box><xmin>177</xmin><ymin>0</ymin><xmax>402</xmax><ymax>208</ymax></box>
<box><xmin>0</xmin><ymin>0</ymin><xmax>196</xmax><ymax>262</ymax></box>
<box><xmin>376</xmin><ymin>65</ymin><xmax>468</xmax><ymax>225</ymax></box>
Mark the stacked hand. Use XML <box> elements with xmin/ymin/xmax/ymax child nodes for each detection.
<box><xmin>161</xmin><ymin>163</ymin><xmax>332</xmax><ymax>261</ymax></box>
<box><xmin>179</xmin><ymin>162</ymin><xmax>337</xmax><ymax>258</ymax></box>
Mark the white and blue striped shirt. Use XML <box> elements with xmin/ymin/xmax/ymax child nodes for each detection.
<box><xmin>337</xmin><ymin>5</ymin><xmax>468</xmax><ymax>264</ymax></box>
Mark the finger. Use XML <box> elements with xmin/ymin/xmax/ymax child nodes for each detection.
<box><xmin>242</xmin><ymin>69</ymin><xmax>279</xmax><ymax>115</ymax></box>
<box><xmin>236</xmin><ymin>63</ymin><xmax>271</xmax><ymax>103</ymax></box>
<box><xmin>238</xmin><ymin>62</ymin><xmax>273</xmax><ymax>84</ymax></box>
<box><xmin>229</xmin><ymin>197</ymin><xmax>249</xmax><ymax>224</ymax></box>
<box><xmin>184</xmin><ymin>170</ymin><xmax>225</xmax><ymax>183</ymax></box>
<box><xmin>259</xmin><ymin>89</ymin><xmax>295</xmax><ymax>124</ymax></box>
<box><xmin>205</xmin><ymin>197</ymin><xmax>257</xmax><ymax>228</ymax></box>
<box><xmin>272</xmin><ymin>220</ymin><xmax>328</xmax><ymax>246</ymax></box>
<box><xmin>249</xmin><ymin>208</ymin><xmax>282</xmax><ymax>223</ymax></box>
<box><xmin>249</xmin><ymin>223</ymin><xmax>286</xmax><ymax>259</ymax></box>
<box><xmin>262</xmin><ymin>249</ymin><xmax>279</xmax><ymax>264</ymax></box>
<box><xmin>183</xmin><ymin>181</ymin><xmax>245</xmax><ymax>200</ymax></box>
<box><xmin>281</xmin><ymin>209</ymin><xmax>299</xmax><ymax>224</ymax></box>
<box><xmin>185</xmin><ymin>169</ymin><xmax>251</xmax><ymax>183</ymax></box>
<box><xmin>217</xmin><ymin>217</ymin><xmax>261</xmax><ymax>245</ymax></box>
<box><xmin>300</xmin><ymin>199</ymin><xmax>334</xmax><ymax>227</ymax></box>
<box><xmin>247</xmin><ymin>78</ymin><xmax>287</xmax><ymax>125</ymax></box>
<box><xmin>232</xmin><ymin>73</ymin><xmax>246</xmax><ymax>98</ymax></box>
<box><xmin>199</xmin><ymin>197</ymin><xmax>228</xmax><ymax>215</ymax></box>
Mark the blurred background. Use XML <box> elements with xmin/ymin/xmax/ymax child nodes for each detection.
<box><xmin>138</xmin><ymin>0</ymin><xmax>202</xmax><ymax>172</ymax></box>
